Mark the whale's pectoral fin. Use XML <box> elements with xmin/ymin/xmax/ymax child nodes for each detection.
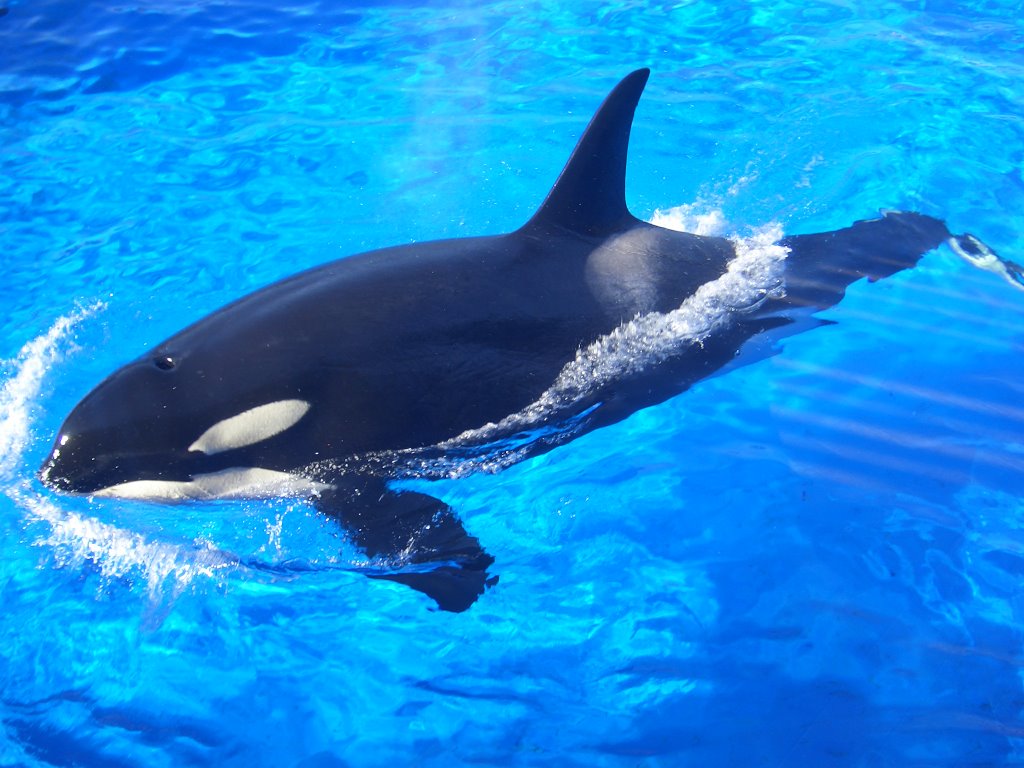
<box><xmin>315</xmin><ymin>480</ymin><xmax>497</xmax><ymax>612</ymax></box>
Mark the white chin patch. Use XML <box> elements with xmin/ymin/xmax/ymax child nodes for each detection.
<box><xmin>188</xmin><ymin>399</ymin><xmax>311</xmax><ymax>456</ymax></box>
<box><xmin>92</xmin><ymin>467</ymin><xmax>330</xmax><ymax>502</ymax></box>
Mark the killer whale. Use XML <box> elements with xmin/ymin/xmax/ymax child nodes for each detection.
<box><xmin>40</xmin><ymin>69</ymin><xmax>969</xmax><ymax>611</ymax></box>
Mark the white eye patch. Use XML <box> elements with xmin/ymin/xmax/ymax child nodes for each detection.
<box><xmin>188</xmin><ymin>399</ymin><xmax>311</xmax><ymax>455</ymax></box>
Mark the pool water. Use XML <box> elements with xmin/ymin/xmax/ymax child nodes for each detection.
<box><xmin>2</xmin><ymin>1</ymin><xmax>1023</xmax><ymax>765</ymax></box>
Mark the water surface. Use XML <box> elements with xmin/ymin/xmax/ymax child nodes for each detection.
<box><xmin>1</xmin><ymin>1</ymin><xmax>1023</xmax><ymax>765</ymax></box>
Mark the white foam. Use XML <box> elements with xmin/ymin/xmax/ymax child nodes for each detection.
<box><xmin>0</xmin><ymin>303</ymin><xmax>103</xmax><ymax>481</ymax></box>
<box><xmin>0</xmin><ymin>307</ymin><xmax>236</xmax><ymax>593</ymax></box>
<box><xmin>650</xmin><ymin>203</ymin><xmax>728</xmax><ymax>237</ymax></box>
<box><xmin>15</xmin><ymin>485</ymin><xmax>232</xmax><ymax>594</ymax></box>
<box><xmin>443</xmin><ymin>224</ymin><xmax>789</xmax><ymax>447</ymax></box>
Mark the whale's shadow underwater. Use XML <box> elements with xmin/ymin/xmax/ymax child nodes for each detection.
<box><xmin>39</xmin><ymin>69</ymin><xmax>997</xmax><ymax>611</ymax></box>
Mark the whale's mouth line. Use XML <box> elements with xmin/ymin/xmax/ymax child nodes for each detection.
<box><xmin>38</xmin><ymin>443</ymin><xmax>203</xmax><ymax>497</ymax></box>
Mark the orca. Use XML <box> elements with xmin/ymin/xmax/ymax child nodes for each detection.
<box><xmin>40</xmin><ymin>69</ymin><xmax>977</xmax><ymax>611</ymax></box>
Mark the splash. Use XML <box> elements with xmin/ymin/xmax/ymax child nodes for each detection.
<box><xmin>0</xmin><ymin>307</ymin><xmax>236</xmax><ymax>594</ymax></box>
<box><xmin>0</xmin><ymin>302</ymin><xmax>103</xmax><ymax>481</ymax></box>
<box><xmin>650</xmin><ymin>203</ymin><xmax>728</xmax><ymax>237</ymax></box>
<box><xmin>441</xmin><ymin>223</ymin><xmax>789</xmax><ymax>450</ymax></box>
<box><xmin>16</xmin><ymin>489</ymin><xmax>231</xmax><ymax>592</ymax></box>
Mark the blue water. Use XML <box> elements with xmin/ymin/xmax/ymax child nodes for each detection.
<box><xmin>2</xmin><ymin>1</ymin><xmax>1023</xmax><ymax>765</ymax></box>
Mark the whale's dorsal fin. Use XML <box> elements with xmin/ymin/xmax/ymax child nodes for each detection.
<box><xmin>526</xmin><ymin>68</ymin><xmax>650</xmax><ymax>237</ymax></box>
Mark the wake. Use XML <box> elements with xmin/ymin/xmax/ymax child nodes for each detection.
<box><xmin>0</xmin><ymin>305</ymin><xmax>235</xmax><ymax>594</ymax></box>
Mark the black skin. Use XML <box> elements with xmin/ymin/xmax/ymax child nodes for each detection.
<box><xmin>39</xmin><ymin>70</ymin><xmax>958</xmax><ymax>611</ymax></box>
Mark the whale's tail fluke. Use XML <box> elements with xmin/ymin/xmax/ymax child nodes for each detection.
<box><xmin>949</xmin><ymin>232</ymin><xmax>1023</xmax><ymax>290</ymax></box>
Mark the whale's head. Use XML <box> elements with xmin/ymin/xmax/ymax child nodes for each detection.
<box><xmin>39</xmin><ymin>346</ymin><xmax>314</xmax><ymax>501</ymax></box>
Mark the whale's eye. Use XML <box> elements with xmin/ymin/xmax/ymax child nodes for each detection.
<box><xmin>154</xmin><ymin>355</ymin><xmax>175</xmax><ymax>371</ymax></box>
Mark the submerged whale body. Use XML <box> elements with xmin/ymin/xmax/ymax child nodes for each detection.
<box><xmin>41</xmin><ymin>69</ymin><xmax>962</xmax><ymax>611</ymax></box>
